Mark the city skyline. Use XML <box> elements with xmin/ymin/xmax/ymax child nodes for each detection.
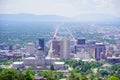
<box><xmin>0</xmin><ymin>0</ymin><xmax>120</xmax><ymax>80</ymax></box>
<box><xmin>0</xmin><ymin>0</ymin><xmax>120</xmax><ymax>18</ymax></box>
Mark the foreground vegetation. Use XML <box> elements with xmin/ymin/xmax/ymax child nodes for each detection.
<box><xmin>0</xmin><ymin>60</ymin><xmax>120</xmax><ymax>80</ymax></box>
<box><xmin>65</xmin><ymin>60</ymin><xmax>120</xmax><ymax>80</ymax></box>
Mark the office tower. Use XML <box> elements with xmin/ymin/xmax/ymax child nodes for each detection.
<box><xmin>52</xmin><ymin>38</ymin><xmax>60</xmax><ymax>57</ymax></box>
<box><xmin>74</xmin><ymin>45</ymin><xmax>77</xmax><ymax>54</ymax></box>
<box><xmin>116</xmin><ymin>38</ymin><xmax>120</xmax><ymax>56</ymax></box>
<box><xmin>75</xmin><ymin>39</ymin><xmax>86</xmax><ymax>54</ymax></box>
<box><xmin>38</xmin><ymin>38</ymin><xmax>44</xmax><ymax>51</ymax></box>
<box><xmin>9</xmin><ymin>45</ymin><xmax>13</xmax><ymax>52</ymax></box>
<box><xmin>0</xmin><ymin>44</ymin><xmax>5</xmax><ymax>50</ymax></box>
<box><xmin>60</xmin><ymin>38</ymin><xmax>70</xmax><ymax>60</ymax></box>
<box><xmin>26</xmin><ymin>43</ymin><xmax>35</xmax><ymax>55</ymax></box>
<box><xmin>88</xmin><ymin>41</ymin><xmax>96</xmax><ymax>58</ymax></box>
<box><xmin>77</xmin><ymin>39</ymin><xmax>86</xmax><ymax>45</ymax></box>
<box><xmin>95</xmin><ymin>43</ymin><xmax>106</xmax><ymax>61</ymax></box>
<box><xmin>15</xmin><ymin>44</ymin><xmax>21</xmax><ymax>49</ymax></box>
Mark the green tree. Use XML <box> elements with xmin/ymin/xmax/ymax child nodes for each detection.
<box><xmin>50</xmin><ymin>64</ymin><xmax>54</xmax><ymax>71</ymax></box>
<box><xmin>38</xmin><ymin>70</ymin><xmax>48</xmax><ymax>77</ymax></box>
<box><xmin>0</xmin><ymin>68</ymin><xmax>19</xmax><ymax>80</ymax></box>
<box><xmin>17</xmin><ymin>70</ymin><xmax>26</xmax><ymax>80</ymax></box>
<box><xmin>81</xmin><ymin>75</ymin><xmax>88</xmax><ymax>80</ymax></box>
<box><xmin>117</xmin><ymin>68</ymin><xmax>120</xmax><ymax>78</ymax></box>
<box><xmin>108</xmin><ymin>76</ymin><xmax>119</xmax><ymax>80</ymax></box>
<box><xmin>99</xmin><ymin>70</ymin><xmax>108</xmax><ymax>77</ymax></box>
<box><xmin>24</xmin><ymin>70</ymin><xmax>34</xmax><ymax>80</ymax></box>
<box><xmin>0</xmin><ymin>67</ymin><xmax>3</xmax><ymax>72</ymax></box>
<box><xmin>54</xmin><ymin>72</ymin><xmax>63</xmax><ymax>79</ymax></box>
<box><xmin>68</xmin><ymin>72</ymin><xmax>79</xmax><ymax>80</ymax></box>
<box><xmin>39</xmin><ymin>70</ymin><xmax>55</xmax><ymax>79</ymax></box>
<box><xmin>80</xmin><ymin>63</ymin><xmax>91</xmax><ymax>72</ymax></box>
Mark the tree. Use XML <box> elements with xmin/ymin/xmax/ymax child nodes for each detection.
<box><xmin>46</xmin><ymin>70</ymin><xmax>55</xmax><ymax>80</ymax></box>
<box><xmin>111</xmin><ymin>64</ymin><xmax>120</xmax><ymax>71</ymax></box>
<box><xmin>68</xmin><ymin>72</ymin><xmax>79</xmax><ymax>80</ymax></box>
<box><xmin>38</xmin><ymin>70</ymin><xmax>48</xmax><ymax>77</ymax></box>
<box><xmin>80</xmin><ymin>63</ymin><xmax>91</xmax><ymax>72</ymax></box>
<box><xmin>54</xmin><ymin>72</ymin><xmax>63</xmax><ymax>79</ymax></box>
<box><xmin>117</xmin><ymin>68</ymin><xmax>120</xmax><ymax>78</ymax></box>
<box><xmin>99</xmin><ymin>70</ymin><xmax>108</xmax><ymax>77</ymax></box>
<box><xmin>0</xmin><ymin>67</ymin><xmax>3</xmax><ymax>72</ymax></box>
<box><xmin>39</xmin><ymin>70</ymin><xmax>55</xmax><ymax>79</ymax></box>
<box><xmin>81</xmin><ymin>75</ymin><xmax>88</xmax><ymax>80</ymax></box>
<box><xmin>18</xmin><ymin>70</ymin><xmax>25</xmax><ymax>80</ymax></box>
<box><xmin>24</xmin><ymin>69</ymin><xmax>34</xmax><ymax>80</ymax></box>
<box><xmin>0</xmin><ymin>68</ymin><xmax>19</xmax><ymax>80</ymax></box>
<box><xmin>50</xmin><ymin>64</ymin><xmax>54</xmax><ymax>71</ymax></box>
<box><xmin>108</xmin><ymin>76</ymin><xmax>119</xmax><ymax>80</ymax></box>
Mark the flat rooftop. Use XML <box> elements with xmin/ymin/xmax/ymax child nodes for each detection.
<box><xmin>54</xmin><ymin>62</ymin><xmax>65</xmax><ymax>64</ymax></box>
<box><xmin>107</xmin><ymin>57</ymin><xmax>120</xmax><ymax>59</ymax></box>
<box><xmin>24</xmin><ymin>57</ymin><xmax>36</xmax><ymax>60</ymax></box>
<box><xmin>96</xmin><ymin>42</ymin><xmax>104</xmax><ymax>45</ymax></box>
<box><xmin>13</xmin><ymin>62</ymin><xmax>23</xmax><ymax>64</ymax></box>
<box><xmin>45</xmin><ymin>57</ymin><xmax>60</xmax><ymax>60</ymax></box>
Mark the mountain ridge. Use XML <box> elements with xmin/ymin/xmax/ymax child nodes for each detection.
<box><xmin>0</xmin><ymin>13</ymin><xmax>120</xmax><ymax>22</ymax></box>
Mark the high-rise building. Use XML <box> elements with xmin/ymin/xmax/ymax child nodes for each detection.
<box><xmin>75</xmin><ymin>39</ymin><xmax>87</xmax><ymax>54</ymax></box>
<box><xmin>116</xmin><ymin>38</ymin><xmax>120</xmax><ymax>56</ymax></box>
<box><xmin>9</xmin><ymin>44</ymin><xmax>13</xmax><ymax>52</ymax></box>
<box><xmin>88</xmin><ymin>41</ymin><xmax>96</xmax><ymax>58</ymax></box>
<box><xmin>0</xmin><ymin>44</ymin><xmax>5</xmax><ymax>50</ymax></box>
<box><xmin>77</xmin><ymin>39</ymin><xmax>86</xmax><ymax>45</ymax></box>
<box><xmin>52</xmin><ymin>38</ymin><xmax>60</xmax><ymax>57</ymax></box>
<box><xmin>26</xmin><ymin>43</ymin><xmax>35</xmax><ymax>55</ymax></box>
<box><xmin>95</xmin><ymin>43</ymin><xmax>106</xmax><ymax>61</ymax></box>
<box><xmin>38</xmin><ymin>38</ymin><xmax>44</xmax><ymax>51</ymax></box>
<box><xmin>60</xmin><ymin>38</ymin><xmax>70</xmax><ymax>60</ymax></box>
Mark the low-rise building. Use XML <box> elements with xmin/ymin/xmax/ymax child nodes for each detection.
<box><xmin>24</xmin><ymin>57</ymin><xmax>45</xmax><ymax>66</ymax></box>
<box><xmin>107</xmin><ymin>57</ymin><xmax>120</xmax><ymax>63</ymax></box>
<box><xmin>53</xmin><ymin>62</ymin><xmax>65</xmax><ymax>70</ymax></box>
<box><xmin>34</xmin><ymin>74</ymin><xmax>44</xmax><ymax>80</ymax></box>
<box><xmin>12</xmin><ymin>62</ymin><xmax>24</xmax><ymax>69</ymax></box>
<box><xmin>45</xmin><ymin>57</ymin><xmax>60</xmax><ymax>65</ymax></box>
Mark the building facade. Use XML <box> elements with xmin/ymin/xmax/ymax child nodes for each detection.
<box><xmin>60</xmin><ymin>38</ymin><xmax>70</xmax><ymax>60</ymax></box>
<box><xmin>95</xmin><ymin>43</ymin><xmax>106</xmax><ymax>61</ymax></box>
<box><xmin>39</xmin><ymin>38</ymin><xmax>44</xmax><ymax>51</ymax></box>
<box><xmin>52</xmin><ymin>38</ymin><xmax>60</xmax><ymax>57</ymax></box>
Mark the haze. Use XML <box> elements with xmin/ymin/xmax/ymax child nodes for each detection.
<box><xmin>0</xmin><ymin>0</ymin><xmax>120</xmax><ymax>18</ymax></box>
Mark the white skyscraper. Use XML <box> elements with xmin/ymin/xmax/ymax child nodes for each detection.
<box><xmin>60</xmin><ymin>38</ymin><xmax>70</xmax><ymax>60</ymax></box>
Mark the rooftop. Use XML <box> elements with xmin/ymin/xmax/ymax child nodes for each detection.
<box><xmin>107</xmin><ymin>57</ymin><xmax>120</xmax><ymax>59</ymax></box>
<box><xmin>96</xmin><ymin>42</ymin><xmax>104</xmax><ymax>45</ymax></box>
<box><xmin>54</xmin><ymin>62</ymin><xmax>65</xmax><ymax>64</ymax></box>
<box><xmin>45</xmin><ymin>57</ymin><xmax>60</xmax><ymax>60</ymax></box>
<box><xmin>24</xmin><ymin>57</ymin><xmax>36</xmax><ymax>60</ymax></box>
<box><xmin>13</xmin><ymin>62</ymin><xmax>23</xmax><ymax>64</ymax></box>
<box><xmin>27</xmin><ymin>43</ymin><xmax>34</xmax><ymax>46</ymax></box>
<box><xmin>34</xmin><ymin>74</ymin><xmax>44</xmax><ymax>80</ymax></box>
<box><xmin>102</xmin><ymin>63</ymin><xmax>112</xmax><ymax>67</ymax></box>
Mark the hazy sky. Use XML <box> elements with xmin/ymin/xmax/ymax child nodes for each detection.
<box><xmin>0</xmin><ymin>0</ymin><xmax>120</xmax><ymax>17</ymax></box>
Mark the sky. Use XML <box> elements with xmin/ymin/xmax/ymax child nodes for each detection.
<box><xmin>0</xmin><ymin>0</ymin><xmax>120</xmax><ymax>17</ymax></box>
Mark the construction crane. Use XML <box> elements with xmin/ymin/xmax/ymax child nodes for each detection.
<box><xmin>66</xmin><ymin>27</ymin><xmax>77</xmax><ymax>45</ymax></box>
<box><xmin>46</xmin><ymin>26</ymin><xmax>59</xmax><ymax>48</ymax></box>
<box><xmin>53</xmin><ymin>26</ymin><xmax>59</xmax><ymax>39</ymax></box>
<box><xmin>48</xmin><ymin>26</ymin><xmax>59</xmax><ymax>57</ymax></box>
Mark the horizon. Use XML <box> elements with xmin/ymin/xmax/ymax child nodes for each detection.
<box><xmin>0</xmin><ymin>0</ymin><xmax>120</xmax><ymax>18</ymax></box>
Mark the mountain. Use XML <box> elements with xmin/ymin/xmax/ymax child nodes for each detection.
<box><xmin>0</xmin><ymin>13</ymin><xmax>120</xmax><ymax>22</ymax></box>
<box><xmin>73</xmin><ymin>14</ymin><xmax>120</xmax><ymax>22</ymax></box>
<box><xmin>0</xmin><ymin>14</ymin><xmax>70</xmax><ymax>22</ymax></box>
